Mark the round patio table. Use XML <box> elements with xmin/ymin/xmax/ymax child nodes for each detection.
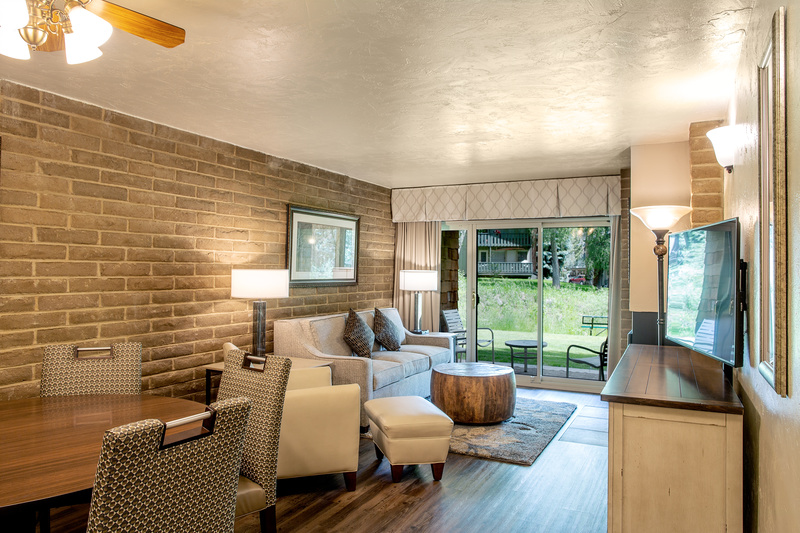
<box><xmin>505</xmin><ymin>339</ymin><xmax>548</xmax><ymax>374</ymax></box>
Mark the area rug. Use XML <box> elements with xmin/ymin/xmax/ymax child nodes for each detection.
<box><xmin>363</xmin><ymin>397</ymin><xmax>577</xmax><ymax>466</ymax></box>
<box><xmin>447</xmin><ymin>397</ymin><xmax>577</xmax><ymax>465</ymax></box>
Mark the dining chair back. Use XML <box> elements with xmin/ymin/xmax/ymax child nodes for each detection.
<box><xmin>40</xmin><ymin>343</ymin><xmax>142</xmax><ymax>397</ymax></box>
<box><xmin>86</xmin><ymin>396</ymin><xmax>252</xmax><ymax>533</ymax></box>
<box><xmin>217</xmin><ymin>346</ymin><xmax>292</xmax><ymax>533</ymax></box>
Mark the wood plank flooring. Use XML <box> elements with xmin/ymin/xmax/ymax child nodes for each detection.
<box><xmin>45</xmin><ymin>388</ymin><xmax>608</xmax><ymax>533</ymax></box>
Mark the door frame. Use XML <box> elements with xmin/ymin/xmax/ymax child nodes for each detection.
<box><xmin>443</xmin><ymin>217</ymin><xmax>610</xmax><ymax>394</ymax></box>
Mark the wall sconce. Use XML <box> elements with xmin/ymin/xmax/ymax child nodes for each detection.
<box><xmin>630</xmin><ymin>205</ymin><xmax>692</xmax><ymax>345</ymax></box>
<box><xmin>231</xmin><ymin>269</ymin><xmax>290</xmax><ymax>357</ymax></box>
<box><xmin>706</xmin><ymin>125</ymin><xmax>735</xmax><ymax>173</ymax></box>
<box><xmin>399</xmin><ymin>270</ymin><xmax>438</xmax><ymax>334</ymax></box>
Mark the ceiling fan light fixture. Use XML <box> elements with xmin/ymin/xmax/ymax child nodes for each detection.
<box><xmin>0</xmin><ymin>0</ymin><xmax>29</xmax><ymax>30</ymax></box>
<box><xmin>64</xmin><ymin>35</ymin><xmax>101</xmax><ymax>64</ymax></box>
<box><xmin>0</xmin><ymin>27</ymin><xmax>30</xmax><ymax>59</ymax></box>
<box><xmin>65</xmin><ymin>2</ymin><xmax>112</xmax><ymax>48</ymax></box>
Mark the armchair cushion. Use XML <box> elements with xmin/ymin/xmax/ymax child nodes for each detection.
<box><xmin>374</xmin><ymin>308</ymin><xmax>402</xmax><ymax>351</ymax></box>
<box><xmin>344</xmin><ymin>309</ymin><xmax>375</xmax><ymax>358</ymax></box>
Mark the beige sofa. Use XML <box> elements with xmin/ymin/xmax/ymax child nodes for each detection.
<box><xmin>274</xmin><ymin>308</ymin><xmax>454</xmax><ymax>428</ymax></box>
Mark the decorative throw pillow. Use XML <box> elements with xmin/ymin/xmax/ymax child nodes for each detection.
<box><xmin>374</xmin><ymin>308</ymin><xmax>402</xmax><ymax>351</ymax></box>
<box><xmin>343</xmin><ymin>309</ymin><xmax>375</xmax><ymax>358</ymax></box>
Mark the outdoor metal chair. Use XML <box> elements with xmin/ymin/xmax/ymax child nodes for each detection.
<box><xmin>440</xmin><ymin>309</ymin><xmax>495</xmax><ymax>363</ymax></box>
<box><xmin>566</xmin><ymin>337</ymin><xmax>608</xmax><ymax>380</ymax></box>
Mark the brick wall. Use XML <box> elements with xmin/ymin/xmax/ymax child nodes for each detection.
<box><xmin>0</xmin><ymin>80</ymin><xmax>394</xmax><ymax>402</ymax></box>
<box><xmin>689</xmin><ymin>120</ymin><xmax>725</xmax><ymax>227</ymax></box>
<box><xmin>440</xmin><ymin>230</ymin><xmax>460</xmax><ymax>317</ymax></box>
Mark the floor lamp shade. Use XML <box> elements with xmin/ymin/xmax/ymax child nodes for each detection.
<box><xmin>231</xmin><ymin>269</ymin><xmax>290</xmax><ymax>357</ymax></box>
<box><xmin>629</xmin><ymin>205</ymin><xmax>692</xmax><ymax>345</ymax></box>
<box><xmin>399</xmin><ymin>270</ymin><xmax>438</xmax><ymax>334</ymax></box>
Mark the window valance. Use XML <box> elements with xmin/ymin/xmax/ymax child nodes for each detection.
<box><xmin>391</xmin><ymin>175</ymin><xmax>621</xmax><ymax>222</ymax></box>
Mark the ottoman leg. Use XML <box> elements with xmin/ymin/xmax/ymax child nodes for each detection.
<box><xmin>373</xmin><ymin>443</ymin><xmax>384</xmax><ymax>461</ymax></box>
<box><xmin>431</xmin><ymin>463</ymin><xmax>445</xmax><ymax>481</ymax></box>
<box><xmin>390</xmin><ymin>464</ymin><xmax>404</xmax><ymax>483</ymax></box>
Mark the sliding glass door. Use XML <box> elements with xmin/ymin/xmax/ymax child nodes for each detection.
<box><xmin>442</xmin><ymin>218</ymin><xmax>610</xmax><ymax>391</ymax></box>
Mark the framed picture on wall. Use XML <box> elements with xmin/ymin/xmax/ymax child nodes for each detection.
<box><xmin>757</xmin><ymin>7</ymin><xmax>788</xmax><ymax>396</ymax></box>
<box><xmin>286</xmin><ymin>205</ymin><xmax>359</xmax><ymax>287</ymax></box>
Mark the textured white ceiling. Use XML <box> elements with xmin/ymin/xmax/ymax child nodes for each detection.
<box><xmin>0</xmin><ymin>0</ymin><xmax>753</xmax><ymax>188</ymax></box>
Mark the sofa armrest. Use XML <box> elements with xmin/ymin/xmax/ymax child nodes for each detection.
<box><xmin>277</xmin><ymin>383</ymin><xmax>361</xmax><ymax>479</ymax></box>
<box><xmin>405</xmin><ymin>332</ymin><xmax>456</xmax><ymax>352</ymax></box>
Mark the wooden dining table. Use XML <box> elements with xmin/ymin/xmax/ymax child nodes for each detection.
<box><xmin>0</xmin><ymin>394</ymin><xmax>208</xmax><ymax>520</ymax></box>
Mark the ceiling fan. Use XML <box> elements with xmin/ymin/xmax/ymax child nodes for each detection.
<box><xmin>0</xmin><ymin>0</ymin><xmax>185</xmax><ymax>63</ymax></box>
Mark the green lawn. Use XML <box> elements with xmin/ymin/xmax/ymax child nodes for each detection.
<box><xmin>474</xmin><ymin>329</ymin><xmax>606</xmax><ymax>369</ymax></box>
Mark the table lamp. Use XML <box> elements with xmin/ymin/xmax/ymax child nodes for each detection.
<box><xmin>630</xmin><ymin>205</ymin><xmax>692</xmax><ymax>345</ymax></box>
<box><xmin>231</xmin><ymin>269</ymin><xmax>290</xmax><ymax>357</ymax></box>
<box><xmin>399</xmin><ymin>270</ymin><xmax>439</xmax><ymax>334</ymax></box>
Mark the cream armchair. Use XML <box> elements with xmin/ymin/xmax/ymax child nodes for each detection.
<box><xmin>277</xmin><ymin>365</ymin><xmax>361</xmax><ymax>491</ymax></box>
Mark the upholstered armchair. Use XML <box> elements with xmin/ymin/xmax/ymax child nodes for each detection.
<box><xmin>277</xmin><ymin>365</ymin><xmax>361</xmax><ymax>490</ymax></box>
<box><xmin>222</xmin><ymin>343</ymin><xmax>361</xmax><ymax>491</ymax></box>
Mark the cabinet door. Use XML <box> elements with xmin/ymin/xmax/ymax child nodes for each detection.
<box><xmin>609</xmin><ymin>403</ymin><xmax>742</xmax><ymax>533</ymax></box>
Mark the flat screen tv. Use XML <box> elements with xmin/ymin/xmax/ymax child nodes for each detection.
<box><xmin>665</xmin><ymin>218</ymin><xmax>744</xmax><ymax>367</ymax></box>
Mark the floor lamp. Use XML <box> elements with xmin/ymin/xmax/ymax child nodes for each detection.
<box><xmin>231</xmin><ymin>269</ymin><xmax>290</xmax><ymax>357</ymax></box>
<box><xmin>399</xmin><ymin>270</ymin><xmax>439</xmax><ymax>334</ymax></box>
<box><xmin>630</xmin><ymin>206</ymin><xmax>692</xmax><ymax>345</ymax></box>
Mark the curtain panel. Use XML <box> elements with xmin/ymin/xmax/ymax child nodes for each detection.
<box><xmin>393</xmin><ymin>221</ymin><xmax>442</xmax><ymax>333</ymax></box>
<box><xmin>392</xmin><ymin>175</ymin><xmax>621</xmax><ymax>222</ymax></box>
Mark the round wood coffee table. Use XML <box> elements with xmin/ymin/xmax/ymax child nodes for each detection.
<box><xmin>430</xmin><ymin>363</ymin><xmax>516</xmax><ymax>424</ymax></box>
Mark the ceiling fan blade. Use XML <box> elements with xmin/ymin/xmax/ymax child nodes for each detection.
<box><xmin>84</xmin><ymin>0</ymin><xmax>185</xmax><ymax>48</ymax></box>
<box><xmin>36</xmin><ymin>26</ymin><xmax>65</xmax><ymax>52</ymax></box>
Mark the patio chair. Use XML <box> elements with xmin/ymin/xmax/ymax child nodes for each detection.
<box><xmin>440</xmin><ymin>309</ymin><xmax>495</xmax><ymax>363</ymax></box>
<box><xmin>566</xmin><ymin>337</ymin><xmax>608</xmax><ymax>380</ymax></box>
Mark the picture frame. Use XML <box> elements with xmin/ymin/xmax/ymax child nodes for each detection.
<box><xmin>757</xmin><ymin>7</ymin><xmax>788</xmax><ymax>396</ymax></box>
<box><xmin>286</xmin><ymin>205</ymin><xmax>359</xmax><ymax>287</ymax></box>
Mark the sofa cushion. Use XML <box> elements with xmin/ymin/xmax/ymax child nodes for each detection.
<box><xmin>372</xmin><ymin>359</ymin><xmax>405</xmax><ymax>390</ymax></box>
<box><xmin>376</xmin><ymin>308</ymin><xmax>407</xmax><ymax>345</ymax></box>
<box><xmin>344</xmin><ymin>309</ymin><xmax>375</xmax><ymax>358</ymax></box>
<box><xmin>373</xmin><ymin>308</ymin><xmax>402</xmax><ymax>351</ymax></box>
<box><xmin>399</xmin><ymin>344</ymin><xmax>451</xmax><ymax>366</ymax></box>
<box><xmin>372</xmin><ymin>351</ymin><xmax>430</xmax><ymax>378</ymax></box>
<box><xmin>310</xmin><ymin>315</ymin><xmax>352</xmax><ymax>357</ymax></box>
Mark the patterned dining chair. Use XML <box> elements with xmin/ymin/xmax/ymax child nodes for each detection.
<box><xmin>86</xmin><ymin>396</ymin><xmax>252</xmax><ymax>533</ymax></box>
<box><xmin>40</xmin><ymin>343</ymin><xmax>142</xmax><ymax>396</ymax></box>
<box><xmin>216</xmin><ymin>345</ymin><xmax>292</xmax><ymax>533</ymax></box>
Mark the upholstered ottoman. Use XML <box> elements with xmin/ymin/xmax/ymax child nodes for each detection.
<box><xmin>364</xmin><ymin>396</ymin><xmax>454</xmax><ymax>482</ymax></box>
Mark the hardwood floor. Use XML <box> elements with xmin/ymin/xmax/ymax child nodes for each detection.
<box><xmin>45</xmin><ymin>389</ymin><xmax>608</xmax><ymax>533</ymax></box>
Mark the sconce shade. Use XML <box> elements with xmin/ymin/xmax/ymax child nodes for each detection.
<box><xmin>0</xmin><ymin>0</ymin><xmax>29</xmax><ymax>30</ymax></box>
<box><xmin>231</xmin><ymin>269</ymin><xmax>289</xmax><ymax>299</ymax></box>
<box><xmin>706</xmin><ymin>125</ymin><xmax>735</xmax><ymax>171</ymax></box>
<box><xmin>630</xmin><ymin>205</ymin><xmax>692</xmax><ymax>231</ymax></box>
<box><xmin>399</xmin><ymin>270</ymin><xmax>438</xmax><ymax>292</ymax></box>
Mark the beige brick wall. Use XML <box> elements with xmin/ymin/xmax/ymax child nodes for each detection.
<box><xmin>0</xmin><ymin>80</ymin><xmax>394</xmax><ymax>402</ymax></box>
<box><xmin>689</xmin><ymin>120</ymin><xmax>725</xmax><ymax>227</ymax></box>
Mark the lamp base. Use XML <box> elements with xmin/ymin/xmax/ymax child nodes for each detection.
<box><xmin>411</xmin><ymin>329</ymin><xmax>429</xmax><ymax>335</ymax></box>
<box><xmin>252</xmin><ymin>300</ymin><xmax>267</xmax><ymax>358</ymax></box>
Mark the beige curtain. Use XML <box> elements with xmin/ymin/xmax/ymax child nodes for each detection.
<box><xmin>607</xmin><ymin>215</ymin><xmax>622</xmax><ymax>374</ymax></box>
<box><xmin>393</xmin><ymin>221</ymin><xmax>442</xmax><ymax>332</ymax></box>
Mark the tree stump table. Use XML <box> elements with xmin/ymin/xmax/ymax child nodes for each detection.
<box><xmin>430</xmin><ymin>363</ymin><xmax>516</xmax><ymax>424</ymax></box>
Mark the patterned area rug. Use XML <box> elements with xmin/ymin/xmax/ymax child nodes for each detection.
<box><xmin>448</xmin><ymin>397</ymin><xmax>577</xmax><ymax>465</ymax></box>
<box><xmin>363</xmin><ymin>397</ymin><xmax>577</xmax><ymax>466</ymax></box>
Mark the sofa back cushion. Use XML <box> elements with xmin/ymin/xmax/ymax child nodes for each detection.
<box><xmin>310</xmin><ymin>315</ymin><xmax>353</xmax><ymax>356</ymax></box>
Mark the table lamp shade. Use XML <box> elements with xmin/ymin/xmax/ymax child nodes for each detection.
<box><xmin>399</xmin><ymin>270</ymin><xmax>438</xmax><ymax>292</ymax></box>
<box><xmin>231</xmin><ymin>269</ymin><xmax>289</xmax><ymax>299</ymax></box>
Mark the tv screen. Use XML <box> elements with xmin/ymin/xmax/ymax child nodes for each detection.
<box><xmin>665</xmin><ymin>218</ymin><xmax>742</xmax><ymax>367</ymax></box>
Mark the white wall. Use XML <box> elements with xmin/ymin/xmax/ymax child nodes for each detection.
<box><xmin>725</xmin><ymin>1</ymin><xmax>800</xmax><ymax>530</ymax></box>
<box><xmin>629</xmin><ymin>142</ymin><xmax>692</xmax><ymax>312</ymax></box>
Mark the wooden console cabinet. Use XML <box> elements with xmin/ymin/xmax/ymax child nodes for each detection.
<box><xmin>601</xmin><ymin>344</ymin><xmax>743</xmax><ymax>533</ymax></box>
